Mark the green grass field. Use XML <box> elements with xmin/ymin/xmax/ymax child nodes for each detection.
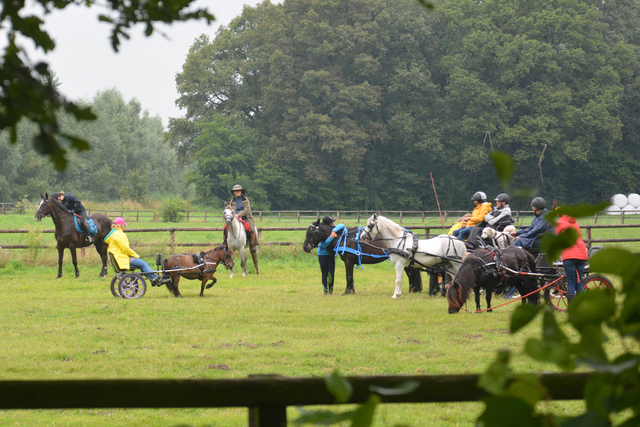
<box><xmin>0</xmin><ymin>213</ymin><xmax>633</xmax><ymax>426</ymax></box>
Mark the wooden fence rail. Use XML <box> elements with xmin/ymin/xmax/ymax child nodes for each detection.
<box><xmin>0</xmin><ymin>373</ymin><xmax>590</xmax><ymax>426</ymax></box>
<box><xmin>1</xmin><ymin>224</ymin><xmax>639</xmax><ymax>250</ymax></box>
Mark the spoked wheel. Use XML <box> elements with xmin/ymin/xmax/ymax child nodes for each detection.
<box><xmin>119</xmin><ymin>274</ymin><xmax>147</xmax><ymax>299</ymax></box>
<box><xmin>583</xmin><ymin>274</ymin><xmax>613</xmax><ymax>291</ymax></box>
<box><xmin>110</xmin><ymin>276</ymin><xmax>121</xmax><ymax>297</ymax></box>
<box><xmin>544</xmin><ymin>276</ymin><xmax>569</xmax><ymax>312</ymax></box>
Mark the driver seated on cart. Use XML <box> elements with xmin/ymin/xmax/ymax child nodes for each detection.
<box><xmin>104</xmin><ymin>217</ymin><xmax>170</xmax><ymax>286</ymax></box>
<box><xmin>510</xmin><ymin>197</ymin><xmax>554</xmax><ymax>253</ymax></box>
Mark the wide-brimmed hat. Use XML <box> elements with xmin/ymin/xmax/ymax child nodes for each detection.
<box><xmin>230</xmin><ymin>184</ymin><xmax>246</xmax><ymax>194</ymax></box>
<box><xmin>113</xmin><ymin>217</ymin><xmax>128</xmax><ymax>226</ymax></box>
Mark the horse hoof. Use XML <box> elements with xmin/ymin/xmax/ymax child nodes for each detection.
<box><xmin>392</xmin><ymin>295</ymin><xmax>399</xmax><ymax>299</ymax></box>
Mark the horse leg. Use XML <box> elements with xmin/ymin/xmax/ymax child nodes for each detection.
<box><xmin>392</xmin><ymin>262</ymin><xmax>404</xmax><ymax>299</ymax></box>
<box><xmin>344</xmin><ymin>258</ymin><xmax>355</xmax><ymax>295</ymax></box>
<box><xmin>70</xmin><ymin>247</ymin><xmax>80</xmax><ymax>278</ymax></box>
<box><xmin>95</xmin><ymin>241</ymin><xmax>108</xmax><ymax>278</ymax></box>
<box><xmin>485</xmin><ymin>286</ymin><xmax>493</xmax><ymax>313</ymax></box>
<box><xmin>241</xmin><ymin>247</ymin><xmax>247</xmax><ymax>277</ymax></box>
<box><xmin>169</xmin><ymin>276</ymin><xmax>181</xmax><ymax>298</ymax></box>
<box><xmin>475</xmin><ymin>286</ymin><xmax>482</xmax><ymax>312</ymax></box>
<box><xmin>56</xmin><ymin>244</ymin><xmax>65</xmax><ymax>278</ymax></box>
<box><xmin>251</xmin><ymin>251</ymin><xmax>259</xmax><ymax>276</ymax></box>
<box><xmin>200</xmin><ymin>279</ymin><xmax>207</xmax><ymax>297</ymax></box>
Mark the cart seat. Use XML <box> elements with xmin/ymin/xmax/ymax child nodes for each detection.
<box><xmin>108</xmin><ymin>252</ymin><xmax>130</xmax><ymax>274</ymax></box>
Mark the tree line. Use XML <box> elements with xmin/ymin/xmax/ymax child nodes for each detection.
<box><xmin>169</xmin><ymin>0</ymin><xmax>640</xmax><ymax>211</ymax></box>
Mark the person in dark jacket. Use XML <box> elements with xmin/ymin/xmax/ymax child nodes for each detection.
<box><xmin>57</xmin><ymin>191</ymin><xmax>93</xmax><ymax>242</ymax></box>
<box><xmin>317</xmin><ymin>216</ymin><xmax>345</xmax><ymax>295</ymax></box>
<box><xmin>511</xmin><ymin>197</ymin><xmax>554</xmax><ymax>251</ymax></box>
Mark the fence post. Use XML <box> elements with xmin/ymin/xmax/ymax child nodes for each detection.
<box><xmin>278</xmin><ymin>211</ymin><xmax>281</xmax><ymax>222</ymax></box>
<box><xmin>622</xmin><ymin>211</ymin><xmax>625</xmax><ymax>225</ymax></box>
<box><xmin>317</xmin><ymin>211</ymin><xmax>320</xmax><ymax>221</ymax></box>
<box><xmin>204</xmin><ymin>211</ymin><xmax>208</xmax><ymax>222</ymax></box>
<box><xmin>399</xmin><ymin>211</ymin><xmax>403</xmax><ymax>224</ymax></box>
<box><xmin>422</xmin><ymin>211</ymin><xmax>425</xmax><ymax>223</ymax></box>
<box><xmin>444</xmin><ymin>211</ymin><xmax>448</xmax><ymax>224</ymax></box>
<box><xmin>186</xmin><ymin>211</ymin><xmax>190</xmax><ymax>221</ymax></box>
<box><xmin>248</xmin><ymin>406</ymin><xmax>287</xmax><ymax>427</ymax></box>
<box><xmin>259</xmin><ymin>211</ymin><xmax>263</xmax><ymax>221</ymax></box>
<box><xmin>586</xmin><ymin>227</ymin><xmax>592</xmax><ymax>247</ymax></box>
<box><xmin>594</xmin><ymin>212</ymin><xmax>597</xmax><ymax>224</ymax></box>
<box><xmin>337</xmin><ymin>211</ymin><xmax>340</xmax><ymax>221</ymax></box>
<box><xmin>1</xmin><ymin>203</ymin><xmax>4</xmax><ymax>214</ymax></box>
<box><xmin>297</xmin><ymin>211</ymin><xmax>300</xmax><ymax>223</ymax></box>
<box><xmin>357</xmin><ymin>211</ymin><xmax>360</xmax><ymax>223</ymax></box>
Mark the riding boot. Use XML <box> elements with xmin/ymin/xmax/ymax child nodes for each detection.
<box><xmin>566</xmin><ymin>293</ymin><xmax>576</xmax><ymax>305</ymax></box>
<box><xmin>249</xmin><ymin>231</ymin><xmax>257</xmax><ymax>254</ymax></box>
<box><xmin>81</xmin><ymin>220</ymin><xmax>93</xmax><ymax>243</ymax></box>
<box><xmin>223</xmin><ymin>228</ymin><xmax>228</xmax><ymax>246</ymax></box>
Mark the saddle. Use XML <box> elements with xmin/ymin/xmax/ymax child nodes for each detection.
<box><xmin>223</xmin><ymin>219</ymin><xmax>251</xmax><ymax>232</ymax></box>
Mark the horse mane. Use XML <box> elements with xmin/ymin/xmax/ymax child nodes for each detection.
<box><xmin>446</xmin><ymin>255</ymin><xmax>480</xmax><ymax>310</ymax></box>
<box><xmin>49</xmin><ymin>197</ymin><xmax>72</xmax><ymax>216</ymax></box>
<box><xmin>376</xmin><ymin>215</ymin><xmax>404</xmax><ymax>236</ymax></box>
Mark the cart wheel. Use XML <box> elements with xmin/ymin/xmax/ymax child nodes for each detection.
<box><xmin>544</xmin><ymin>276</ymin><xmax>568</xmax><ymax>312</ymax></box>
<box><xmin>110</xmin><ymin>276</ymin><xmax>121</xmax><ymax>297</ymax></box>
<box><xmin>119</xmin><ymin>274</ymin><xmax>147</xmax><ymax>299</ymax></box>
<box><xmin>583</xmin><ymin>274</ymin><xmax>613</xmax><ymax>291</ymax></box>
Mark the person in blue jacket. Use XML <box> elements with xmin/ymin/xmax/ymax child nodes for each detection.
<box><xmin>510</xmin><ymin>197</ymin><xmax>554</xmax><ymax>251</ymax></box>
<box><xmin>57</xmin><ymin>191</ymin><xmax>93</xmax><ymax>243</ymax></box>
<box><xmin>317</xmin><ymin>215</ymin><xmax>345</xmax><ymax>295</ymax></box>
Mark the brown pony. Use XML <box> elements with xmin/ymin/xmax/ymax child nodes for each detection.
<box><xmin>446</xmin><ymin>247</ymin><xmax>538</xmax><ymax>314</ymax></box>
<box><xmin>163</xmin><ymin>246</ymin><xmax>234</xmax><ymax>297</ymax></box>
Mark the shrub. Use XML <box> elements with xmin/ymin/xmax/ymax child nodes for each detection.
<box><xmin>13</xmin><ymin>195</ymin><xmax>30</xmax><ymax>214</ymax></box>
<box><xmin>159</xmin><ymin>197</ymin><xmax>187</xmax><ymax>223</ymax></box>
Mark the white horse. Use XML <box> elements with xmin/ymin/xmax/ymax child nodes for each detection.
<box><xmin>481</xmin><ymin>225</ymin><xmax>516</xmax><ymax>249</ymax></box>
<box><xmin>223</xmin><ymin>204</ymin><xmax>259</xmax><ymax>278</ymax></box>
<box><xmin>360</xmin><ymin>214</ymin><xmax>467</xmax><ymax>299</ymax></box>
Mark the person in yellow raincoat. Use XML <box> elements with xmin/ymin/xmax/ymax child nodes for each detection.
<box><xmin>104</xmin><ymin>217</ymin><xmax>169</xmax><ymax>286</ymax></box>
<box><xmin>453</xmin><ymin>192</ymin><xmax>492</xmax><ymax>241</ymax></box>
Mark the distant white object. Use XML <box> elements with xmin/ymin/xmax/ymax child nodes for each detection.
<box><xmin>622</xmin><ymin>205</ymin><xmax>640</xmax><ymax>214</ymax></box>
<box><xmin>606</xmin><ymin>205</ymin><xmax>622</xmax><ymax>215</ymax></box>
<box><xmin>611</xmin><ymin>194</ymin><xmax>628</xmax><ymax>208</ymax></box>
<box><xmin>627</xmin><ymin>193</ymin><xmax>640</xmax><ymax>208</ymax></box>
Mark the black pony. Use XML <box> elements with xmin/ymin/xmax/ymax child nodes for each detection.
<box><xmin>35</xmin><ymin>193</ymin><xmax>112</xmax><ymax>278</ymax></box>
<box><xmin>446</xmin><ymin>246</ymin><xmax>539</xmax><ymax>313</ymax></box>
<box><xmin>303</xmin><ymin>219</ymin><xmax>422</xmax><ymax>294</ymax></box>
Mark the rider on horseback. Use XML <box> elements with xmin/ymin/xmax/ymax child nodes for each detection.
<box><xmin>57</xmin><ymin>191</ymin><xmax>93</xmax><ymax>243</ymax></box>
<box><xmin>224</xmin><ymin>184</ymin><xmax>259</xmax><ymax>253</ymax></box>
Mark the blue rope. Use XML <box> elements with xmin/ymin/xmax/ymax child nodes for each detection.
<box><xmin>333</xmin><ymin>227</ymin><xmax>389</xmax><ymax>269</ymax></box>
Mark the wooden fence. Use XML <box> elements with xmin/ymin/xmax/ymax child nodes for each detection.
<box><xmin>1</xmin><ymin>223</ymin><xmax>639</xmax><ymax>250</ymax></box>
<box><xmin>4</xmin><ymin>202</ymin><xmax>640</xmax><ymax>224</ymax></box>
<box><xmin>0</xmin><ymin>373</ymin><xmax>590</xmax><ymax>426</ymax></box>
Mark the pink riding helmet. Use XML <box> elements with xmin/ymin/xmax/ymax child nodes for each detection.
<box><xmin>113</xmin><ymin>217</ymin><xmax>128</xmax><ymax>226</ymax></box>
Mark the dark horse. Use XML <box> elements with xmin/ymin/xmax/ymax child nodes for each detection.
<box><xmin>446</xmin><ymin>246</ymin><xmax>539</xmax><ymax>314</ymax></box>
<box><xmin>163</xmin><ymin>246</ymin><xmax>234</xmax><ymax>297</ymax></box>
<box><xmin>35</xmin><ymin>193</ymin><xmax>112</xmax><ymax>278</ymax></box>
<box><xmin>302</xmin><ymin>219</ymin><xmax>422</xmax><ymax>295</ymax></box>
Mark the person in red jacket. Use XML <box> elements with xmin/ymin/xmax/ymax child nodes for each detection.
<box><xmin>555</xmin><ymin>215</ymin><xmax>588</xmax><ymax>303</ymax></box>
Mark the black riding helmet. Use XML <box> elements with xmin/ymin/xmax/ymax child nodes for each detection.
<box><xmin>531</xmin><ymin>197</ymin><xmax>546</xmax><ymax>210</ymax></box>
<box><xmin>471</xmin><ymin>191</ymin><xmax>487</xmax><ymax>202</ymax></box>
<box><xmin>322</xmin><ymin>216</ymin><xmax>335</xmax><ymax>226</ymax></box>
<box><xmin>494</xmin><ymin>193</ymin><xmax>510</xmax><ymax>204</ymax></box>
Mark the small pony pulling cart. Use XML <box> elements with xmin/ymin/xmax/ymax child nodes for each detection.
<box><xmin>109</xmin><ymin>246</ymin><xmax>234</xmax><ymax>299</ymax></box>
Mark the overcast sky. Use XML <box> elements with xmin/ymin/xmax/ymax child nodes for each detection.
<box><xmin>29</xmin><ymin>0</ymin><xmax>268</xmax><ymax>128</ymax></box>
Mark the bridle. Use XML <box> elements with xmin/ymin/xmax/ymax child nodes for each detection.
<box><xmin>220</xmin><ymin>246</ymin><xmax>234</xmax><ymax>270</ymax></box>
<box><xmin>360</xmin><ymin>219</ymin><xmax>380</xmax><ymax>241</ymax></box>
<box><xmin>223</xmin><ymin>208</ymin><xmax>241</xmax><ymax>240</ymax></box>
<box><xmin>304</xmin><ymin>223</ymin><xmax>325</xmax><ymax>249</ymax></box>
<box><xmin>35</xmin><ymin>199</ymin><xmax>51</xmax><ymax>220</ymax></box>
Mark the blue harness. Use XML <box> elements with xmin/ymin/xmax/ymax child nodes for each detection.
<box><xmin>333</xmin><ymin>226</ymin><xmax>389</xmax><ymax>269</ymax></box>
<box><xmin>73</xmin><ymin>216</ymin><xmax>97</xmax><ymax>236</ymax></box>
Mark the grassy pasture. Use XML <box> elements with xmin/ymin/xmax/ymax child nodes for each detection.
<box><xmin>0</xmin><ymin>213</ymin><xmax>632</xmax><ymax>426</ymax></box>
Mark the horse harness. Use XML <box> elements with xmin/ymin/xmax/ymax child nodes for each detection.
<box><xmin>171</xmin><ymin>249</ymin><xmax>231</xmax><ymax>280</ymax></box>
<box><xmin>474</xmin><ymin>247</ymin><xmax>533</xmax><ymax>285</ymax></box>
